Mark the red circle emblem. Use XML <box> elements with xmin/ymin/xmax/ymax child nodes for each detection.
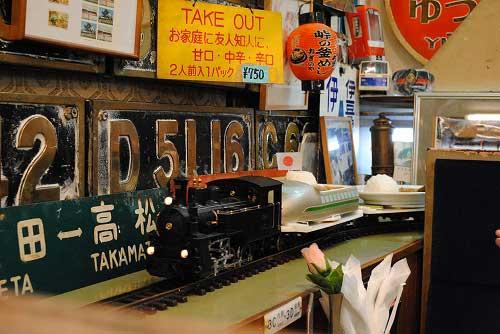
<box><xmin>386</xmin><ymin>0</ymin><xmax>481</xmax><ymax>63</ymax></box>
<box><xmin>283</xmin><ymin>156</ymin><xmax>294</xmax><ymax>167</ymax></box>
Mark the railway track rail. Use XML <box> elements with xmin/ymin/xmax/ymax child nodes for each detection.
<box><xmin>97</xmin><ymin>219</ymin><xmax>423</xmax><ymax>314</ymax></box>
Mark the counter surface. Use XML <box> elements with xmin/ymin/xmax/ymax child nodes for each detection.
<box><xmin>54</xmin><ymin>231</ymin><xmax>422</xmax><ymax>328</ymax></box>
<box><xmin>157</xmin><ymin>232</ymin><xmax>422</xmax><ymax>327</ymax></box>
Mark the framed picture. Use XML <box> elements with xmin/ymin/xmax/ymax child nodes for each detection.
<box><xmin>320</xmin><ymin>116</ymin><xmax>357</xmax><ymax>185</ymax></box>
<box><xmin>413</xmin><ymin>92</ymin><xmax>500</xmax><ymax>184</ymax></box>
<box><xmin>259</xmin><ymin>0</ymin><xmax>308</xmax><ymax>111</ymax></box>
<box><xmin>0</xmin><ymin>0</ymin><xmax>143</xmax><ymax>58</ymax></box>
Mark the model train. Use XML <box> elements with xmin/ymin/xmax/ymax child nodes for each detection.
<box><xmin>146</xmin><ymin>172</ymin><xmax>358</xmax><ymax>280</ymax></box>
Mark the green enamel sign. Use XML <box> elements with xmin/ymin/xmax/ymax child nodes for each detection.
<box><xmin>0</xmin><ymin>188</ymin><xmax>169</xmax><ymax>298</ymax></box>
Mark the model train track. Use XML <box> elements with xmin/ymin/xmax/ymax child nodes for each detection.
<box><xmin>97</xmin><ymin>219</ymin><xmax>422</xmax><ymax>314</ymax></box>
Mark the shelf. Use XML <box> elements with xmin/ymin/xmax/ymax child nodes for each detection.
<box><xmin>360</xmin><ymin>95</ymin><xmax>414</xmax><ymax>108</ymax></box>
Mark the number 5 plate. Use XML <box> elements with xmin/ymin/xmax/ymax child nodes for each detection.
<box><xmin>0</xmin><ymin>95</ymin><xmax>85</xmax><ymax>207</ymax></box>
<box><xmin>264</xmin><ymin>296</ymin><xmax>302</xmax><ymax>334</ymax></box>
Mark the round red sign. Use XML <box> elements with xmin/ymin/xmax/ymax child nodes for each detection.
<box><xmin>386</xmin><ymin>0</ymin><xmax>480</xmax><ymax>63</ymax></box>
<box><xmin>283</xmin><ymin>156</ymin><xmax>294</xmax><ymax>167</ymax></box>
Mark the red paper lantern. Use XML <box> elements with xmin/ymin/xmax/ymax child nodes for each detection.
<box><xmin>286</xmin><ymin>18</ymin><xmax>337</xmax><ymax>91</ymax></box>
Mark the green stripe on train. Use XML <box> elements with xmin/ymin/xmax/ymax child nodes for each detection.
<box><xmin>304</xmin><ymin>199</ymin><xmax>359</xmax><ymax>212</ymax></box>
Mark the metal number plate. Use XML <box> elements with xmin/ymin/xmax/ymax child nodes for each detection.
<box><xmin>0</xmin><ymin>95</ymin><xmax>85</xmax><ymax>207</ymax></box>
<box><xmin>255</xmin><ymin>111</ymin><xmax>318</xmax><ymax>171</ymax></box>
<box><xmin>90</xmin><ymin>102</ymin><xmax>254</xmax><ymax>195</ymax></box>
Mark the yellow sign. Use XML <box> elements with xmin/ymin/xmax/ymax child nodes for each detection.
<box><xmin>157</xmin><ymin>0</ymin><xmax>284</xmax><ymax>83</ymax></box>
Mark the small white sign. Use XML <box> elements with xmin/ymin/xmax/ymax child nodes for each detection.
<box><xmin>394</xmin><ymin>166</ymin><xmax>412</xmax><ymax>183</ymax></box>
<box><xmin>276</xmin><ymin>152</ymin><xmax>303</xmax><ymax>171</ymax></box>
<box><xmin>264</xmin><ymin>296</ymin><xmax>302</xmax><ymax>334</ymax></box>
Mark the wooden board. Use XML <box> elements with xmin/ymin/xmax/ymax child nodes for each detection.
<box><xmin>422</xmin><ymin>149</ymin><xmax>500</xmax><ymax>334</ymax></box>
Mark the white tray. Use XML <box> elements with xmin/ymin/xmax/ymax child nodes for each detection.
<box><xmin>359</xmin><ymin>185</ymin><xmax>425</xmax><ymax>208</ymax></box>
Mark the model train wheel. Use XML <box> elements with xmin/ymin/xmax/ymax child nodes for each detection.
<box><xmin>237</xmin><ymin>246</ymin><xmax>253</xmax><ymax>265</ymax></box>
<box><xmin>276</xmin><ymin>235</ymin><xmax>287</xmax><ymax>252</ymax></box>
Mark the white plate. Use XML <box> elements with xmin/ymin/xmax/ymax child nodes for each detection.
<box><xmin>359</xmin><ymin>185</ymin><xmax>425</xmax><ymax>208</ymax></box>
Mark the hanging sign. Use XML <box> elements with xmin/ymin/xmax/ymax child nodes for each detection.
<box><xmin>157</xmin><ymin>0</ymin><xmax>284</xmax><ymax>83</ymax></box>
<box><xmin>385</xmin><ymin>0</ymin><xmax>481</xmax><ymax>63</ymax></box>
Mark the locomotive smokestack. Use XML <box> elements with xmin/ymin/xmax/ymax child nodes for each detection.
<box><xmin>173</xmin><ymin>177</ymin><xmax>190</xmax><ymax>207</ymax></box>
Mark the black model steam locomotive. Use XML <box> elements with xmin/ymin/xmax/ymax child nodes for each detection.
<box><xmin>146</xmin><ymin>176</ymin><xmax>283</xmax><ymax>280</ymax></box>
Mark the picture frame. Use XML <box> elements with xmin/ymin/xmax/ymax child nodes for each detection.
<box><xmin>413</xmin><ymin>92</ymin><xmax>500</xmax><ymax>184</ymax></box>
<box><xmin>320</xmin><ymin>116</ymin><xmax>357</xmax><ymax>185</ymax></box>
<box><xmin>259</xmin><ymin>0</ymin><xmax>308</xmax><ymax>111</ymax></box>
<box><xmin>0</xmin><ymin>0</ymin><xmax>143</xmax><ymax>58</ymax></box>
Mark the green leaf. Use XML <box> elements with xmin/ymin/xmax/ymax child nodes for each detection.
<box><xmin>324</xmin><ymin>256</ymin><xmax>332</xmax><ymax>273</ymax></box>
<box><xmin>306</xmin><ymin>274</ymin><xmax>335</xmax><ymax>294</ymax></box>
<box><xmin>325</xmin><ymin>264</ymin><xmax>344</xmax><ymax>294</ymax></box>
<box><xmin>311</xmin><ymin>262</ymin><xmax>330</xmax><ymax>276</ymax></box>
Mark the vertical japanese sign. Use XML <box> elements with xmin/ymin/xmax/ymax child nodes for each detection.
<box><xmin>320</xmin><ymin>65</ymin><xmax>359</xmax><ymax>157</ymax></box>
<box><xmin>386</xmin><ymin>0</ymin><xmax>481</xmax><ymax>63</ymax></box>
<box><xmin>157</xmin><ymin>0</ymin><xmax>284</xmax><ymax>83</ymax></box>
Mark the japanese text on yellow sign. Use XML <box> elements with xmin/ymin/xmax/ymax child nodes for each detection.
<box><xmin>158</xmin><ymin>0</ymin><xmax>284</xmax><ymax>83</ymax></box>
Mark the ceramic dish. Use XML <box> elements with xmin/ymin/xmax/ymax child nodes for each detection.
<box><xmin>358</xmin><ymin>185</ymin><xmax>425</xmax><ymax>208</ymax></box>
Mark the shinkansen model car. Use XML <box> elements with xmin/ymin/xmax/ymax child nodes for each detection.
<box><xmin>276</xmin><ymin>171</ymin><xmax>359</xmax><ymax>225</ymax></box>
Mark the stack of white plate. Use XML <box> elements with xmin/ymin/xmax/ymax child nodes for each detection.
<box><xmin>358</xmin><ymin>185</ymin><xmax>425</xmax><ymax>208</ymax></box>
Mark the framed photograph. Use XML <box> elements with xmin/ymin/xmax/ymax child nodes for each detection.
<box><xmin>320</xmin><ymin>116</ymin><xmax>357</xmax><ymax>185</ymax></box>
<box><xmin>259</xmin><ymin>0</ymin><xmax>308</xmax><ymax>111</ymax></box>
<box><xmin>413</xmin><ymin>92</ymin><xmax>500</xmax><ymax>184</ymax></box>
<box><xmin>0</xmin><ymin>0</ymin><xmax>142</xmax><ymax>58</ymax></box>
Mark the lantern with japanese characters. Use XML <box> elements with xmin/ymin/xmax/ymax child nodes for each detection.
<box><xmin>286</xmin><ymin>13</ymin><xmax>337</xmax><ymax>91</ymax></box>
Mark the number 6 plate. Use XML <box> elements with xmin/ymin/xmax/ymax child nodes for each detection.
<box><xmin>0</xmin><ymin>94</ymin><xmax>85</xmax><ymax>207</ymax></box>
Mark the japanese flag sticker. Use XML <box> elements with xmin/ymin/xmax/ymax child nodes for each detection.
<box><xmin>276</xmin><ymin>152</ymin><xmax>303</xmax><ymax>171</ymax></box>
